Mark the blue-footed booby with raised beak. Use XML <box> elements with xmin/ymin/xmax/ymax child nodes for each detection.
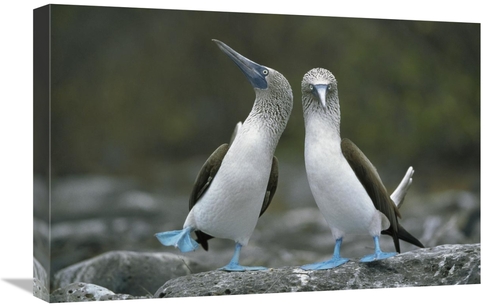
<box><xmin>155</xmin><ymin>40</ymin><xmax>293</xmax><ymax>271</ymax></box>
<box><xmin>300</xmin><ymin>68</ymin><xmax>423</xmax><ymax>270</ymax></box>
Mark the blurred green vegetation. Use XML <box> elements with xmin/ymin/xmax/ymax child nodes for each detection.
<box><xmin>42</xmin><ymin>5</ymin><xmax>479</xmax><ymax>193</ymax></box>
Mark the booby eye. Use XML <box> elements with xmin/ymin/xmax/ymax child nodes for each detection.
<box><xmin>262</xmin><ymin>69</ymin><xmax>269</xmax><ymax>76</ymax></box>
<box><xmin>308</xmin><ymin>84</ymin><xmax>314</xmax><ymax>91</ymax></box>
<box><xmin>327</xmin><ymin>84</ymin><xmax>333</xmax><ymax>91</ymax></box>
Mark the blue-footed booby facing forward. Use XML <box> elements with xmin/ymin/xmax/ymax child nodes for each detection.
<box><xmin>155</xmin><ymin>40</ymin><xmax>293</xmax><ymax>271</ymax></box>
<box><xmin>300</xmin><ymin>68</ymin><xmax>423</xmax><ymax>270</ymax></box>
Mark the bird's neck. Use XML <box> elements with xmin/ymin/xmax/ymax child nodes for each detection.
<box><xmin>244</xmin><ymin>92</ymin><xmax>291</xmax><ymax>148</ymax></box>
<box><xmin>305</xmin><ymin>113</ymin><xmax>342</xmax><ymax>149</ymax></box>
<box><xmin>242</xmin><ymin>112</ymin><xmax>284</xmax><ymax>153</ymax></box>
<box><xmin>304</xmin><ymin>102</ymin><xmax>341</xmax><ymax>141</ymax></box>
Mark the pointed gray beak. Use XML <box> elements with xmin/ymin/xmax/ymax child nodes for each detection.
<box><xmin>213</xmin><ymin>39</ymin><xmax>268</xmax><ymax>90</ymax></box>
<box><xmin>312</xmin><ymin>84</ymin><xmax>328</xmax><ymax>108</ymax></box>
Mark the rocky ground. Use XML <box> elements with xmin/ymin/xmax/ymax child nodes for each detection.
<box><xmin>33</xmin><ymin>163</ymin><xmax>480</xmax><ymax>302</ymax></box>
<box><xmin>36</xmin><ymin>244</ymin><xmax>480</xmax><ymax>302</ymax></box>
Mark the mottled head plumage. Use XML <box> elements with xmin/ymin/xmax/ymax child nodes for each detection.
<box><xmin>302</xmin><ymin>68</ymin><xmax>337</xmax><ymax>92</ymax></box>
<box><xmin>246</xmin><ymin>65</ymin><xmax>293</xmax><ymax>149</ymax></box>
<box><xmin>301</xmin><ymin>68</ymin><xmax>340</xmax><ymax>129</ymax></box>
<box><xmin>213</xmin><ymin>39</ymin><xmax>293</xmax><ymax>151</ymax></box>
<box><xmin>254</xmin><ymin>67</ymin><xmax>293</xmax><ymax>118</ymax></box>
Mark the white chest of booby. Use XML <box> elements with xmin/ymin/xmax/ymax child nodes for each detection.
<box><xmin>304</xmin><ymin>116</ymin><xmax>382</xmax><ymax>237</ymax></box>
<box><xmin>185</xmin><ymin>124</ymin><xmax>273</xmax><ymax>246</ymax></box>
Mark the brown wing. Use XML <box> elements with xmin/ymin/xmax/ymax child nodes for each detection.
<box><xmin>341</xmin><ymin>138</ymin><xmax>424</xmax><ymax>252</ymax></box>
<box><xmin>341</xmin><ymin>138</ymin><xmax>401</xmax><ymax>251</ymax></box>
<box><xmin>259</xmin><ymin>156</ymin><xmax>279</xmax><ymax>217</ymax></box>
<box><xmin>189</xmin><ymin>144</ymin><xmax>229</xmax><ymax>210</ymax></box>
<box><xmin>188</xmin><ymin>143</ymin><xmax>229</xmax><ymax>251</ymax></box>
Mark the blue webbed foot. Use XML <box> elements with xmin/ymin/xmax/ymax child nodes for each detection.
<box><xmin>155</xmin><ymin>227</ymin><xmax>199</xmax><ymax>252</ymax></box>
<box><xmin>300</xmin><ymin>238</ymin><xmax>349</xmax><ymax>270</ymax></box>
<box><xmin>359</xmin><ymin>236</ymin><xmax>397</xmax><ymax>263</ymax></box>
<box><xmin>218</xmin><ymin>243</ymin><xmax>268</xmax><ymax>272</ymax></box>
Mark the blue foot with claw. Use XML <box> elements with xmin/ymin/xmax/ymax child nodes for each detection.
<box><xmin>218</xmin><ymin>243</ymin><xmax>268</xmax><ymax>272</ymax></box>
<box><xmin>301</xmin><ymin>238</ymin><xmax>349</xmax><ymax>270</ymax></box>
<box><xmin>155</xmin><ymin>227</ymin><xmax>199</xmax><ymax>252</ymax></box>
<box><xmin>359</xmin><ymin>236</ymin><xmax>397</xmax><ymax>262</ymax></box>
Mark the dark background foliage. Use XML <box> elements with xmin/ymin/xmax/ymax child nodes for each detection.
<box><xmin>38</xmin><ymin>5</ymin><xmax>479</xmax><ymax>195</ymax></box>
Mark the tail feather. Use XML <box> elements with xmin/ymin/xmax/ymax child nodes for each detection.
<box><xmin>382</xmin><ymin>223</ymin><xmax>424</xmax><ymax>253</ymax></box>
<box><xmin>155</xmin><ymin>228</ymin><xmax>199</xmax><ymax>252</ymax></box>
<box><xmin>384</xmin><ymin>166</ymin><xmax>423</xmax><ymax>253</ymax></box>
<box><xmin>390</xmin><ymin>166</ymin><xmax>414</xmax><ymax>209</ymax></box>
<box><xmin>397</xmin><ymin>224</ymin><xmax>425</xmax><ymax>248</ymax></box>
<box><xmin>194</xmin><ymin>230</ymin><xmax>213</xmax><ymax>251</ymax></box>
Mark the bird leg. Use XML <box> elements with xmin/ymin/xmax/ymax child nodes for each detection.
<box><xmin>359</xmin><ymin>236</ymin><xmax>397</xmax><ymax>262</ymax></box>
<box><xmin>300</xmin><ymin>238</ymin><xmax>350</xmax><ymax>270</ymax></box>
<box><xmin>218</xmin><ymin>243</ymin><xmax>267</xmax><ymax>272</ymax></box>
<box><xmin>155</xmin><ymin>227</ymin><xmax>199</xmax><ymax>253</ymax></box>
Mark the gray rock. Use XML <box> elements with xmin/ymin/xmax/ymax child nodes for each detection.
<box><xmin>46</xmin><ymin>174</ymin><xmax>188</xmax><ymax>273</ymax></box>
<box><xmin>33</xmin><ymin>257</ymin><xmax>48</xmax><ymax>289</ymax></box>
<box><xmin>50</xmin><ymin>282</ymin><xmax>151</xmax><ymax>302</ymax></box>
<box><xmin>33</xmin><ymin>257</ymin><xmax>50</xmax><ymax>301</ymax></box>
<box><xmin>50</xmin><ymin>175</ymin><xmax>159</xmax><ymax>222</ymax></box>
<box><xmin>413</xmin><ymin>190</ymin><xmax>480</xmax><ymax>246</ymax></box>
<box><xmin>154</xmin><ymin>243</ymin><xmax>480</xmax><ymax>298</ymax></box>
<box><xmin>33</xmin><ymin>278</ymin><xmax>50</xmax><ymax>302</ymax></box>
<box><xmin>53</xmin><ymin>250</ymin><xmax>210</xmax><ymax>296</ymax></box>
<box><xmin>49</xmin><ymin>215</ymin><xmax>164</xmax><ymax>273</ymax></box>
<box><xmin>49</xmin><ymin>174</ymin><xmax>176</xmax><ymax>219</ymax></box>
<box><xmin>33</xmin><ymin>218</ymin><xmax>50</xmax><ymax>273</ymax></box>
<box><xmin>39</xmin><ymin>173</ymin><xmax>480</xmax><ymax>301</ymax></box>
